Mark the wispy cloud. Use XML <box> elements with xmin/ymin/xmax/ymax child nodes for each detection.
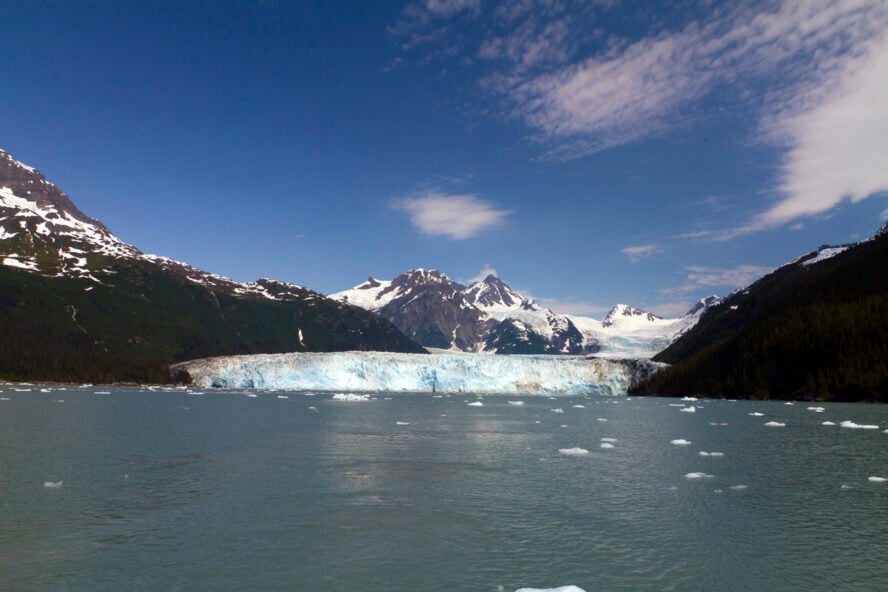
<box><xmin>660</xmin><ymin>264</ymin><xmax>773</xmax><ymax>296</ymax></box>
<box><xmin>394</xmin><ymin>192</ymin><xmax>512</xmax><ymax>240</ymax></box>
<box><xmin>390</xmin><ymin>1</ymin><xmax>888</xmax><ymax>235</ymax></box>
<box><xmin>467</xmin><ymin>263</ymin><xmax>498</xmax><ymax>284</ymax></box>
<box><xmin>620</xmin><ymin>244</ymin><xmax>664</xmax><ymax>262</ymax></box>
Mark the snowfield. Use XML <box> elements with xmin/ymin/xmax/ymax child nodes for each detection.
<box><xmin>174</xmin><ymin>351</ymin><xmax>662</xmax><ymax>395</ymax></box>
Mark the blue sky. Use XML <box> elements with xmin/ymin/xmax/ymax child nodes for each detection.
<box><xmin>2</xmin><ymin>0</ymin><xmax>886</xmax><ymax>317</ymax></box>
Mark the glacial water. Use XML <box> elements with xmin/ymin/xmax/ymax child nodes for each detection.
<box><xmin>1</xmin><ymin>387</ymin><xmax>886</xmax><ymax>592</ymax></box>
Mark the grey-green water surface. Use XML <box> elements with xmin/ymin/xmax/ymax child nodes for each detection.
<box><xmin>0</xmin><ymin>387</ymin><xmax>886</xmax><ymax>591</ymax></box>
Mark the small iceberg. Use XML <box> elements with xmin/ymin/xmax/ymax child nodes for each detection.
<box><xmin>840</xmin><ymin>420</ymin><xmax>879</xmax><ymax>430</ymax></box>
<box><xmin>822</xmin><ymin>421</ymin><xmax>836</xmax><ymax>426</ymax></box>
<box><xmin>246</xmin><ymin>393</ymin><xmax>258</xmax><ymax>398</ymax></box>
<box><xmin>730</xmin><ymin>484</ymin><xmax>748</xmax><ymax>490</ymax></box>
<box><xmin>868</xmin><ymin>476</ymin><xmax>886</xmax><ymax>483</ymax></box>
<box><xmin>332</xmin><ymin>393</ymin><xmax>370</xmax><ymax>402</ymax></box>
<box><xmin>680</xmin><ymin>406</ymin><xmax>696</xmax><ymax>413</ymax></box>
<box><xmin>572</xmin><ymin>404</ymin><xmax>585</xmax><ymax>409</ymax></box>
<box><xmin>764</xmin><ymin>421</ymin><xmax>786</xmax><ymax>427</ymax></box>
<box><xmin>43</xmin><ymin>480</ymin><xmax>63</xmax><ymax>489</ymax></box>
<box><xmin>699</xmin><ymin>451</ymin><xmax>725</xmax><ymax>457</ymax></box>
<box><xmin>515</xmin><ymin>586</ymin><xmax>586</xmax><ymax>592</ymax></box>
<box><xmin>600</xmin><ymin>437</ymin><xmax>618</xmax><ymax>443</ymax></box>
<box><xmin>550</xmin><ymin>408</ymin><xmax>564</xmax><ymax>414</ymax></box>
<box><xmin>749</xmin><ymin>412</ymin><xmax>764</xmax><ymax>417</ymax></box>
<box><xmin>559</xmin><ymin>447</ymin><xmax>590</xmax><ymax>456</ymax></box>
<box><xmin>807</xmin><ymin>406</ymin><xmax>825</xmax><ymax>413</ymax></box>
<box><xmin>467</xmin><ymin>401</ymin><xmax>484</xmax><ymax>407</ymax></box>
<box><xmin>596</xmin><ymin>418</ymin><xmax>607</xmax><ymax>422</ymax></box>
<box><xmin>507</xmin><ymin>401</ymin><xmax>525</xmax><ymax>406</ymax></box>
<box><xmin>670</xmin><ymin>439</ymin><xmax>692</xmax><ymax>445</ymax></box>
<box><xmin>681</xmin><ymin>396</ymin><xmax>698</xmax><ymax>402</ymax></box>
<box><xmin>685</xmin><ymin>472</ymin><xmax>714</xmax><ymax>479</ymax></box>
<box><xmin>599</xmin><ymin>442</ymin><xmax>615</xmax><ymax>449</ymax></box>
<box><xmin>395</xmin><ymin>421</ymin><xmax>410</xmax><ymax>426</ymax></box>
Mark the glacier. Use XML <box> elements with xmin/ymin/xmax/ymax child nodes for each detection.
<box><xmin>174</xmin><ymin>351</ymin><xmax>661</xmax><ymax>395</ymax></box>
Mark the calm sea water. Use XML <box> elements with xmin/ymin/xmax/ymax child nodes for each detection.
<box><xmin>0</xmin><ymin>386</ymin><xmax>886</xmax><ymax>592</ymax></box>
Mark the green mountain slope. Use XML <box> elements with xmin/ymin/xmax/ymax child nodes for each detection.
<box><xmin>631</xmin><ymin>228</ymin><xmax>888</xmax><ymax>401</ymax></box>
<box><xmin>0</xmin><ymin>149</ymin><xmax>424</xmax><ymax>383</ymax></box>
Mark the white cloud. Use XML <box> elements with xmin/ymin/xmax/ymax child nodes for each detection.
<box><xmin>661</xmin><ymin>264</ymin><xmax>773</xmax><ymax>296</ymax></box>
<box><xmin>467</xmin><ymin>264</ymin><xmax>498</xmax><ymax>284</ymax></box>
<box><xmin>394</xmin><ymin>192</ymin><xmax>512</xmax><ymax>239</ymax></box>
<box><xmin>759</xmin><ymin>36</ymin><xmax>888</xmax><ymax>226</ymax></box>
<box><xmin>620</xmin><ymin>244</ymin><xmax>663</xmax><ymax>262</ymax></box>
<box><xmin>648</xmin><ymin>300</ymin><xmax>695</xmax><ymax>318</ymax></box>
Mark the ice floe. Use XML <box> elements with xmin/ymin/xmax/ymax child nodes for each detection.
<box><xmin>822</xmin><ymin>421</ymin><xmax>835</xmax><ymax>426</ymax></box>
<box><xmin>749</xmin><ymin>412</ymin><xmax>764</xmax><ymax>417</ymax></box>
<box><xmin>332</xmin><ymin>393</ymin><xmax>370</xmax><ymax>402</ymax></box>
<box><xmin>807</xmin><ymin>406</ymin><xmax>825</xmax><ymax>413</ymax></box>
<box><xmin>840</xmin><ymin>420</ymin><xmax>879</xmax><ymax>430</ymax></box>
<box><xmin>670</xmin><ymin>439</ymin><xmax>692</xmax><ymax>446</ymax></box>
<box><xmin>43</xmin><ymin>481</ymin><xmax>63</xmax><ymax>488</ymax></box>
<box><xmin>681</xmin><ymin>396</ymin><xmax>698</xmax><ymax>402</ymax></box>
<box><xmin>680</xmin><ymin>406</ymin><xmax>696</xmax><ymax>413</ymax></box>
<box><xmin>572</xmin><ymin>404</ymin><xmax>585</xmax><ymax>409</ymax></box>
<box><xmin>507</xmin><ymin>401</ymin><xmax>525</xmax><ymax>406</ymax></box>
<box><xmin>685</xmin><ymin>472</ymin><xmax>714</xmax><ymax>479</ymax></box>
<box><xmin>764</xmin><ymin>421</ymin><xmax>785</xmax><ymax>427</ymax></box>
<box><xmin>600</xmin><ymin>442</ymin><xmax>615</xmax><ymax>449</ymax></box>
<box><xmin>699</xmin><ymin>451</ymin><xmax>724</xmax><ymax>457</ymax></box>
<box><xmin>558</xmin><ymin>447</ymin><xmax>590</xmax><ymax>456</ymax></box>
<box><xmin>730</xmin><ymin>485</ymin><xmax>748</xmax><ymax>490</ymax></box>
<box><xmin>467</xmin><ymin>401</ymin><xmax>484</xmax><ymax>407</ymax></box>
<box><xmin>868</xmin><ymin>476</ymin><xmax>886</xmax><ymax>483</ymax></box>
<box><xmin>515</xmin><ymin>586</ymin><xmax>586</xmax><ymax>592</ymax></box>
<box><xmin>600</xmin><ymin>437</ymin><xmax>618</xmax><ymax>443</ymax></box>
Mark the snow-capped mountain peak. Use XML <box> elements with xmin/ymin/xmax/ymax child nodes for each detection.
<box><xmin>601</xmin><ymin>304</ymin><xmax>663</xmax><ymax>328</ymax></box>
<box><xmin>463</xmin><ymin>273</ymin><xmax>537</xmax><ymax>311</ymax></box>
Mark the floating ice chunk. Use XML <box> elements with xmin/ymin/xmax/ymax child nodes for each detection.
<box><xmin>308</xmin><ymin>406</ymin><xmax>318</xmax><ymax>412</ymax></box>
<box><xmin>515</xmin><ymin>586</ymin><xmax>586</xmax><ymax>592</ymax></box>
<box><xmin>840</xmin><ymin>420</ymin><xmax>879</xmax><ymax>430</ymax></box>
<box><xmin>277</xmin><ymin>395</ymin><xmax>289</xmax><ymax>399</ymax></box>
<box><xmin>600</xmin><ymin>437</ymin><xmax>618</xmax><ymax>443</ymax></box>
<box><xmin>559</xmin><ymin>447</ymin><xmax>590</xmax><ymax>456</ymax></box>
<box><xmin>840</xmin><ymin>484</ymin><xmax>852</xmax><ymax>490</ymax></box>
<box><xmin>572</xmin><ymin>405</ymin><xmax>585</xmax><ymax>409</ymax></box>
<box><xmin>597</xmin><ymin>418</ymin><xmax>607</xmax><ymax>422</ymax></box>
<box><xmin>784</xmin><ymin>401</ymin><xmax>795</xmax><ymax>405</ymax></box>
<box><xmin>685</xmin><ymin>472</ymin><xmax>714</xmax><ymax>479</ymax></box>
<box><xmin>668</xmin><ymin>404</ymin><xmax>685</xmax><ymax>407</ymax></box>
<box><xmin>730</xmin><ymin>485</ymin><xmax>748</xmax><ymax>490</ymax></box>
<box><xmin>396</xmin><ymin>421</ymin><xmax>410</xmax><ymax>426</ymax></box>
<box><xmin>332</xmin><ymin>393</ymin><xmax>370</xmax><ymax>402</ymax></box>
<box><xmin>0</xmin><ymin>397</ymin><xmax>9</xmax><ymax>401</ymax></box>
<box><xmin>680</xmin><ymin>406</ymin><xmax>696</xmax><ymax>413</ymax></box>
<box><xmin>869</xmin><ymin>476</ymin><xmax>886</xmax><ymax>483</ymax></box>
<box><xmin>764</xmin><ymin>421</ymin><xmax>785</xmax><ymax>427</ymax></box>
<box><xmin>670</xmin><ymin>439</ymin><xmax>692</xmax><ymax>446</ymax></box>
<box><xmin>600</xmin><ymin>442</ymin><xmax>615</xmax><ymax>449</ymax></box>
<box><xmin>508</xmin><ymin>401</ymin><xmax>525</xmax><ymax>406</ymax></box>
<box><xmin>807</xmin><ymin>406</ymin><xmax>825</xmax><ymax>413</ymax></box>
<box><xmin>467</xmin><ymin>401</ymin><xmax>484</xmax><ymax>407</ymax></box>
<box><xmin>681</xmin><ymin>396</ymin><xmax>698</xmax><ymax>402</ymax></box>
<box><xmin>699</xmin><ymin>451</ymin><xmax>724</xmax><ymax>457</ymax></box>
<box><xmin>822</xmin><ymin>421</ymin><xmax>835</xmax><ymax>426</ymax></box>
<box><xmin>560</xmin><ymin>424</ymin><xmax>568</xmax><ymax>428</ymax></box>
<box><xmin>551</xmin><ymin>408</ymin><xmax>564</xmax><ymax>414</ymax></box>
<box><xmin>40</xmin><ymin>388</ymin><xmax>51</xmax><ymax>393</ymax></box>
<box><xmin>246</xmin><ymin>393</ymin><xmax>258</xmax><ymax>398</ymax></box>
<box><xmin>43</xmin><ymin>481</ymin><xmax>63</xmax><ymax>488</ymax></box>
<box><xmin>749</xmin><ymin>412</ymin><xmax>764</xmax><ymax>417</ymax></box>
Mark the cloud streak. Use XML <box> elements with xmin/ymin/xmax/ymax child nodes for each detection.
<box><xmin>620</xmin><ymin>244</ymin><xmax>664</xmax><ymax>262</ymax></box>
<box><xmin>661</xmin><ymin>264</ymin><xmax>774</xmax><ymax>296</ymax></box>
<box><xmin>394</xmin><ymin>192</ymin><xmax>512</xmax><ymax>240</ymax></box>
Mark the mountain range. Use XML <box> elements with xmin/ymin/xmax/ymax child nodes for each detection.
<box><xmin>331</xmin><ymin>270</ymin><xmax>720</xmax><ymax>357</ymax></box>
<box><xmin>0</xmin><ymin>148</ymin><xmax>424</xmax><ymax>383</ymax></box>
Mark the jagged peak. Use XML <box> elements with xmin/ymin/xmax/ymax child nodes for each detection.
<box><xmin>685</xmin><ymin>295</ymin><xmax>722</xmax><ymax>317</ymax></box>
<box><xmin>602</xmin><ymin>304</ymin><xmax>662</xmax><ymax>327</ymax></box>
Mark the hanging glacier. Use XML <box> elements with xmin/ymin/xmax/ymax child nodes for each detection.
<box><xmin>173</xmin><ymin>351</ymin><xmax>662</xmax><ymax>395</ymax></box>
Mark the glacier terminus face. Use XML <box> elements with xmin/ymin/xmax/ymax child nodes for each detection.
<box><xmin>174</xmin><ymin>351</ymin><xmax>662</xmax><ymax>396</ymax></box>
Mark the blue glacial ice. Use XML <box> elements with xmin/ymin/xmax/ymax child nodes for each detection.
<box><xmin>174</xmin><ymin>351</ymin><xmax>661</xmax><ymax>395</ymax></box>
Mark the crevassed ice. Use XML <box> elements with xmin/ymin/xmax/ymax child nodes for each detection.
<box><xmin>176</xmin><ymin>351</ymin><xmax>660</xmax><ymax>395</ymax></box>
